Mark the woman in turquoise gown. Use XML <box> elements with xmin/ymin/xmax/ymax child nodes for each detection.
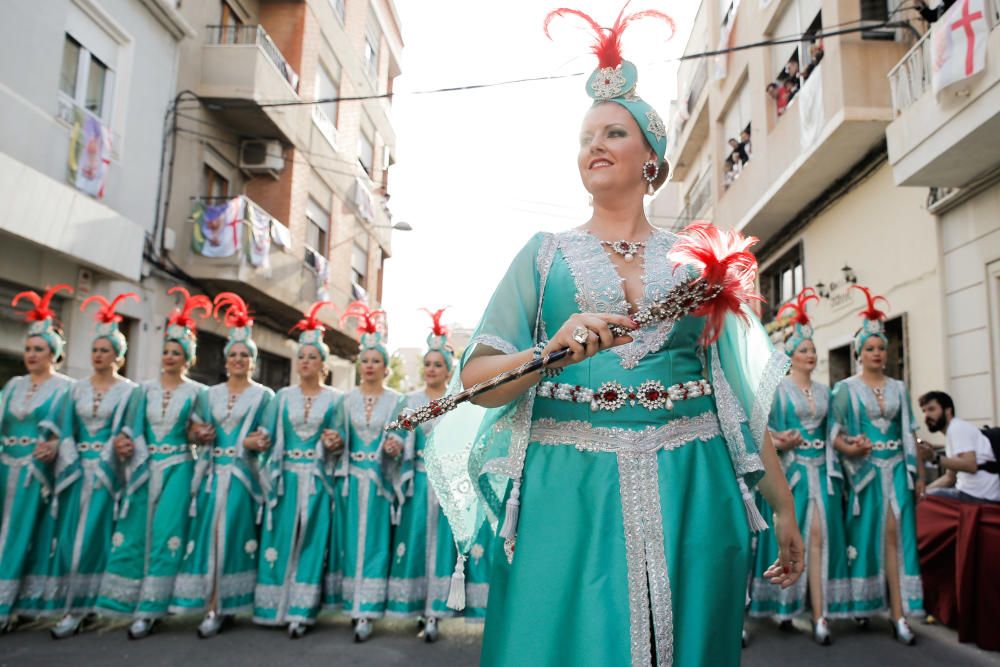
<box><xmin>386</xmin><ymin>308</ymin><xmax>462</xmax><ymax>640</ymax></box>
<box><xmin>336</xmin><ymin>301</ymin><xmax>407</xmax><ymax>642</ymax></box>
<box><xmin>0</xmin><ymin>286</ymin><xmax>74</xmax><ymax>627</ymax></box>
<box><xmin>425</xmin><ymin>9</ymin><xmax>803</xmax><ymax>666</ymax></box>
<box><xmin>830</xmin><ymin>286</ymin><xmax>924</xmax><ymax>645</ymax></box>
<box><xmin>96</xmin><ymin>287</ymin><xmax>213</xmax><ymax>639</ymax></box>
<box><xmin>172</xmin><ymin>294</ymin><xmax>273</xmax><ymax>637</ymax></box>
<box><xmin>253</xmin><ymin>302</ymin><xmax>344</xmax><ymax>638</ymax></box>
<box><xmin>748</xmin><ymin>289</ymin><xmax>850</xmax><ymax>644</ymax></box>
<box><xmin>48</xmin><ymin>292</ymin><xmax>138</xmax><ymax>638</ymax></box>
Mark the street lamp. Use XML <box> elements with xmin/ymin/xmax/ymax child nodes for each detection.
<box><xmin>331</xmin><ymin>221</ymin><xmax>413</xmax><ymax>249</ymax></box>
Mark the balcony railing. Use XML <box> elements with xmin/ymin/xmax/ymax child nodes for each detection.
<box><xmin>686</xmin><ymin>58</ymin><xmax>708</xmax><ymax>116</ymax></box>
<box><xmin>678</xmin><ymin>171</ymin><xmax>713</xmax><ymax>227</ymax></box>
<box><xmin>206</xmin><ymin>25</ymin><xmax>299</xmax><ymax>93</ymax></box>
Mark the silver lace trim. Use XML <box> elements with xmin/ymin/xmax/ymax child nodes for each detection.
<box><xmin>342</xmin><ymin>577</ymin><xmax>389</xmax><ymax>605</ymax></box>
<box><xmin>283</xmin><ymin>385</ymin><xmax>339</xmax><ymax>441</ymax></box>
<box><xmin>208</xmin><ymin>383</ymin><xmax>266</xmax><ymax>434</ymax></box>
<box><xmin>71</xmin><ymin>379</ymin><xmax>134</xmax><ymax>438</ymax></box>
<box><xmin>254</xmin><ymin>582</ymin><xmax>321</xmax><ymax>615</ymax></box>
<box><xmin>144</xmin><ymin>379</ymin><xmax>202</xmax><ymax>442</ymax></box>
<box><xmin>6</xmin><ymin>374</ymin><xmax>71</xmax><ymax>420</ymax></box>
<box><xmin>529</xmin><ymin>412</ymin><xmax>720</xmax><ymax>453</ymax></box>
<box><xmin>468</xmin><ymin>334</ymin><xmax>518</xmax><ymax>356</ymax></box>
<box><xmin>345</xmin><ymin>388</ymin><xmax>400</xmax><ymax>444</ymax></box>
<box><xmin>748</xmin><ymin>349</ymin><xmax>791</xmax><ymax>448</ymax></box>
<box><xmin>780</xmin><ymin>377</ymin><xmax>829</xmax><ymax>433</ymax></box>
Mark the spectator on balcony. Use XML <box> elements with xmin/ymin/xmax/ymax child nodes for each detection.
<box><xmin>784</xmin><ymin>61</ymin><xmax>801</xmax><ymax>101</ymax></box>
<box><xmin>802</xmin><ymin>44</ymin><xmax>825</xmax><ymax>80</ymax></box>
<box><xmin>740</xmin><ymin>129</ymin><xmax>751</xmax><ymax>158</ymax></box>
<box><xmin>766</xmin><ymin>82</ymin><xmax>788</xmax><ymax>117</ymax></box>
<box><xmin>918</xmin><ymin>391</ymin><xmax>1000</xmax><ymax>503</ymax></box>
<box><xmin>723</xmin><ymin>155</ymin><xmax>736</xmax><ymax>189</ymax></box>
<box><xmin>728</xmin><ymin>137</ymin><xmax>749</xmax><ymax>164</ymax></box>
<box><xmin>916</xmin><ymin>0</ymin><xmax>957</xmax><ymax>24</ymax></box>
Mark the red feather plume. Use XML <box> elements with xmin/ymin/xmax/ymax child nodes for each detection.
<box><xmin>340</xmin><ymin>301</ymin><xmax>386</xmax><ymax>336</ymax></box>
<box><xmin>12</xmin><ymin>284</ymin><xmax>74</xmax><ymax>323</ymax></box>
<box><xmin>167</xmin><ymin>286</ymin><xmax>212</xmax><ymax>331</ymax></box>
<box><xmin>81</xmin><ymin>292</ymin><xmax>139</xmax><ymax>324</ymax></box>
<box><xmin>544</xmin><ymin>1</ymin><xmax>676</xmax><ymax>69</ymax></box>
<box><xmin>420</xmin><ymin>307</ymin><xmax>449</xmax><ymax>337</ymax></box>
<box><xmin>213</xmin><ymin>292</ymin><xmax>254</xmax><ymax>329</ymax></box>
<box><xmin>291</xmin><ymin>301</ymin><xmax>332</xmax><ymax>333</ymax></box>
<box><xmin>776</xmin><ymin>287</ymin><xmax>819</xmax><ymax>326</ymax></box>
<box><xmin>667</xmin><ymin>222</ymin><xmax>763</xmax><ymax>346</ymax></box>
<box><xmin>851</xmin><ymin>285</ymin><xmax>889</xmax><ymax>322</ymax></box>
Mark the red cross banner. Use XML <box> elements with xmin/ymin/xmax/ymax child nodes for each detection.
<box><xmin>932</xmin><ymin>0</ymin><xmax>989</xmax><ymax>95</ymax></box>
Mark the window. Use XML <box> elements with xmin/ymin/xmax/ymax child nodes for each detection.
<box><xmin>352</xmin><ymin>239</ymin><xmax>368</xmax><ymax>288</ymax></box>
<box><xmin>828</xmin><ymin>343</ymin><xmax>853</xmax><ymax>386</ymax></box>
<box><xmin>59</xmin><ymin>34</ymin><xmax>114</xmax><ymax>121</ymax></box>
<box><xmin>254</xmin><ymin>349</ymin><xmax>291</xmax><ymax>391</ymax></box>
<box><xmin>364</xmin><ymin>11</ymin><xmax>380</xmax><ymax>81</ymax></box>
<box><xmin>220</xmin><ymin>1</ymin><xmax>245</xmax><ymax>44</ymax></box>
<box><xmin>760</xmin><ymin>244</ymin><xmax>804</xmax><ymax>322</ymax></box>
<box><xmin>203</xmin><ymin>164</ymin><xmax>229</xmax><ymax>200</ymax></box>
<box><xmin>329</xmin><ymin>0</ymin><xmax>346</xmax><ymax>24</ymax></box>
<box><xmin>187</xmin><ymin>331</ymin><xmax>227</xmax><ymax>386</ymax></box>
<box><xmin>720</xmin><ymin>0</ymin><xmax>735</xmax><ymax>26</ymax></box>
<box><xmin>358</xmin><ymin>128</ymin><xmax>374</xmax><ymax>177</ymax></box>
<box><xmin>767</xmin><ymin>0</ymin><xmax>823</xmax><ymax>117</ymax></box>
<box><xmin>305</xmin><ymin>197</ymin><xmax>330</xmax><ymax>255</ymax></box>
<box><xmin>721</xmin><ymin>81</ymin><xmax>751</xmax><ymax>189</ymax></box>
<box><xmin>314</xmin><ymin>62</ymin><xmax>340</xmax><ymax>127</ymax></box>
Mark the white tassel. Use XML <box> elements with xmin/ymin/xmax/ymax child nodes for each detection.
<box><xmin>498</xmin><ymin>480</ymin><xmax>521</xmax><ymax>540</ymax></box>
<box><xmin>853</xmin><ymin>494</ymin><xmax>861</xmax><ymax>516</ymax></box>
<box><xmin>189</xmin><ymin>496</ymin><xmax>198</xmax><ymax>518</ymax></box>
<box><xmin>446</xmin><ymin>554</ymin><xmax>467</xmax><ymax>611</ymax></box>
<box><xmin>738</xmin><ymin>478</ymin><xmax>768</xmax><ymax>533</ymax></box>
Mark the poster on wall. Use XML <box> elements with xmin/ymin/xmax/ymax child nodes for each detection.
<box><xmin>67</xmin><ymin>108</ymin><xmax>111</xmax><ymax>199</ymax></box>
<box><xmin>192</xmin><ymin>197</ymin><xmax>244</xmax><ymax>258</ymax></box>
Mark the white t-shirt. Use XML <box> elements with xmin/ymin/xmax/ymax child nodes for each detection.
<box><xmin>946</xmin><ymin>418</ymin><xmax>1000</xmax><ymax>502</ymax></box>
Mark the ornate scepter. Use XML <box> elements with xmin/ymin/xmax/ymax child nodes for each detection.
<box><xmin>386</xmin><ymin>222</ymin><xmax>763</xmax><ymax>432</ymax></box>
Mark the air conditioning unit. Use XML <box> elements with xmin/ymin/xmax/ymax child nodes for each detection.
<box><xmin>239</xmin><ymin>140</ymin><xmax>285</xmax><ymax>178</ymax></box>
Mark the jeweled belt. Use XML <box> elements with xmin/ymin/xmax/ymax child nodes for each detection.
<box><xmin>536</xmin><ymin>378</ymin><xmax>712</xmax><ymax>412</ymax></box>
<box><xmin>2</xmin><ymin>436</ymin><xmax>38</xmax><ymax>446</ymax></box>
<box><xmin>871</xmin><ymin>440</ymin><xmax>902</xmax><ymax>451</ymax></box>
<box><xmin>148</xmin><ymin>444</ymin><xmax>189</xmax><ymax>455</ymax></box>
<box><xmin>797</xmin><ymin>439</ymin><xmax>825</xmax><ymax>450</ymax></box>
<box><xmin>349</xmin><ymin>451</ymin><xmax>379</xmax><ymax>462</ymax></box>
<box><xmin>76</xmin><ymin>441</ymin><xmax>105</xmax><ymax>452</ymax></box>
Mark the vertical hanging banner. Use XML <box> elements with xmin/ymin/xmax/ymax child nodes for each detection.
<box><xmin>67</xmin><ymin>108</ymin><xmax>111</xmax><ymax>199</ymax></box>
<box><xmin>932</xmin><ymin>0</ymin><xmax>989</xmax><ymax>95</ymax></box>
<box><xmin>192</xmin><ymin>196</ymin><xmax>244</xmax><ymax>258</ymax></box>
<box><xmin>246</xmin><ymin>202</ymin><xmax>273</xmax><ymax>270</ymax></box>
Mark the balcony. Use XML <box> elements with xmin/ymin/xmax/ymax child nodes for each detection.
<box><xmin>713</xmin><ymin>36</ymin><xmax>909</xmax><ymax>244</ymax></box>
<box><xmin>885</xmin><ymin>3</ymin><xmax>1000</xmax><ymax>187</ymax></box>
<box><xmin>669</xmin><ymin>58</ymin><xmax>710</xmax><ymax>183</ymax></box>
<box><xmin>198</xmin><ymin>25</ymin><xmax>301</xmax><ymax>143</ymax></box>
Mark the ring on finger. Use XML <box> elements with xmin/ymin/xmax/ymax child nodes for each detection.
<box><xmin>572</xmin><ymin>326</ymin><xmax>590</xmax><ymax>345</ymax></box>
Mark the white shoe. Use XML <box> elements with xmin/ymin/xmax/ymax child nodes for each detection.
<box><xmin>741</xmin><ymin>628</ymin><xmax>749</xmax><ymax>648</ymax></box>
<box><xmin>354</xmin><ymin>617</ymin><xmax>373</xmax><ymax>642</ymax></box>
<box><xmin>423</xmin><ymin>617</ymin><xmax>439</xmax><ymax>643</ymax></box>
<box><xmin>812</xmin><ymin>617</ymin><xmax>832</xmax><ymax>646</ymax></box>
<box><xmin>128</xmin><ymin>618</ymin><xmax>154</xmax><ymax>639</ymax></box>
<box><xmin>288</xmin><ymin>622</ymin><xmax>307</xmax><ymax>639</ymax></box>
<box><xmin>50</xmin><ymin>614</ymin><xmax>83</xmax><ymax>639</ymax></box>
<box><xmin>893</xmin><ymin>617</ymin><xmax>916</xmax><ymax>646</ymax></box>
<box><xmin>197</xmin><ymin>611</ymin><xmax>223</xmax><ymax>638</ymax></box>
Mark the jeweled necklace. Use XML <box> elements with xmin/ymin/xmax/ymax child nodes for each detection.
<box><xmin>600</xmin><ymin>239</ymin><xmax>646</xmax><ymax>262</ymax></box>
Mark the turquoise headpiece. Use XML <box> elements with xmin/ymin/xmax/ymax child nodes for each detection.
<box><xmin>82</xmin><ymin>292</ymin><xmax>139</xmax><ymax>359</ymax></box>
<box><xmin>214</xmin><ymin>292</ymin><xmax>258</xmax><ymax>361</ymax></box>
<box><xmin>421</xmin><ymin>307</ymin><xmax>454</xmax><ymax>373</ymax></box>
<box><xmin>165</xmin><ymin>287</ymin><xmax>212</xmax><ymax>362</ymax></box>
<box><xmin>12</xmin><ymin>284</ymin><xmax>73</xmax><ymax>361</ymax></box>
<box><xmin>342</xmin><ymin>301</ymin><xmax>389</xmax><ymax>365</ymax></box>
<box><xmin>851</xmin><ymin>285</ymin><xmax>890</xmax><ymax>355</ymax></box>
<box><xmin>545</xmin><ymin>4</ymin><xmax>675</xmax><ymax>180</ymax></box>
<box><xmin>776</xmin><ymin>287</ymin><xmax>819</xmax><ymax>356</ymax></box>
<box><xmin>292</xmin><ymin>301</ymin><xmax>332</xmax><ymax>361</ymax></box>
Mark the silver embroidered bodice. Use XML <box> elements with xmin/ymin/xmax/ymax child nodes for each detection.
<box><xmin>345</xmin><ymin>388</ymin><xmax>401</xmax><ymax>447</ymax></box>
<box><xmin>70</xmin><ymin>378</ymin><xmax>135</xmax><ymax>440</ymax></box>
<box><xmin>780</xmin><ymin>377</ymin><xmax>829</xmax><ymax>434</ymax></box>
<box><xmin>5</xmin><ymin>374</ymin><xmax>72</xmax><ymax>422</ymax></box>
<box><xmin>142</xmin><ymin>379</ymin><xmax>203</xmax><ymax>443</ymax></box>
<box><xmin>283</xmin><ymin>385</ymin><xmax>339</xmax><ymax>444</ymax></box>
<box><xmin>208</xmin><ymin>382</ymin><xmax>267</xmax><ymax>434</ymax></box>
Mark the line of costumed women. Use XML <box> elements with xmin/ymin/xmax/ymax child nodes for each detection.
<box><xmin>831</xmin><ymin>286</ymin><xmax>924</xmax><ymax>644</ymax></box>
<box><xmin>748</xmin><ymin>288</ymin><xmax>850</xmax><ymax>644</ymax></box>
<box><xmin>423</xmin><ymin>6</ymin><xmax>804</xmax><ymax>666</ymax></box>
<box><xmin>96</xmin><ymin>288</ymin><xmax>213</xmax><ymax>639</ymax></box>
<box><xmin>0</xmin><ymin>286</ymin><xmax>74</xmax><ymax>626</ymax></box>
<box><xmin>253</xmin><ymin>301</ymin><xmax>344</xmax><ymax>638</ymax></box>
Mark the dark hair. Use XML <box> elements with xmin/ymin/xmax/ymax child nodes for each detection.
<box><xmin>918</xmin><ymin>390</ymin><xmax>955</xmax><ymax>415</ymax></box>
<box><xmin>766</xmin><ymin>82</ymin><xmax>778</xmax><ymax>91</ymax></box>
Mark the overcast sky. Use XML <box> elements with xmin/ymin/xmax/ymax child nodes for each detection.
<box><xmin>381</xmin><ymin>1</ymin><xmax>697</xmax><ymax>351</ymax></box>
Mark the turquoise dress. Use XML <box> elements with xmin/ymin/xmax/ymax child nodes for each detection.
<box><xmin>387</xmin><ymin>389</ymin><xmax>458</xmax><ymax>618</ymax></box>
<box><xmin>830</xmin><ymin>376</ymin><xmax>924</xmax><ymax>617</ymax></box>
<box><xmin>0</xmin><ymin>374</ymin><xmax>72</xmax><ymax>621</ymax></box>
<box><xmin>46</xmin><ymin>378</ymin><xmax>136</xmax><ymax>615</ymax></box>
<box><xmin>96</xmin><ymin>378</ymin><xmax>207</xmax><ymax>618</ymax></box>
<box><xmin>172</xmin><ymin>382</ymin><xmax>273</xmax><ymax>615</ymax></box>
<box><xmin>749</xmin><ymin>377</ymin><xmax>850</xmax><ymax>619</ymax></box>
<box><xmin>253</xmin><ymin>386</ymin><xmax>343</xmax><ymax>626</ymax></box>
<box><xmin>338</xmin><ymin>388</ymin><xmax>406</xmax><ymax>619</ymax></box>
<box><xmin>462</xmin><ymin>521</ymin><xmax>496</xmax><ymax>621</ymax></box>
<box><xmin>426</xmin><ymin>230</ymin><xmax>788</xmax><ymax>667</ymax></box>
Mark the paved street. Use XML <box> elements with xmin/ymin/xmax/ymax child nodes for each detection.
<box><xmin>2</xmin><ymin>615</ymin><xmax>998</xmax><ymax>666</ymax></box>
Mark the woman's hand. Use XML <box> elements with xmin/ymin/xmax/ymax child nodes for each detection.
<box><xmin>845</xmin><ymin>435</ymin><xmax>872</xmax><ymax>458</ymax></box>
<box><xmin>542</xmin><ymin>313</ymin><xmax>637</xmax><ymax>369</ymax></box>
<box><xmin>33</xmin><ymin>438</ymin><xmax>59</xmax><ymax>464</ymax></box>
<box><xmin>771</xmin><ymin>430</ymin><xmax>800</xmax><ymax>452</ymax></box>
<box><xmin>763</xmin><ymin>510</ymin><xmax>805</xmax><ymax>589</ymax></box>
<box><xmin>113</xmin><ymin>433</ymin><xmax>134</xmax><ymax>460</ymax></box>
<box><xmin>190</xmin><ymin>423</ymin><xmax>216</xmax><ymax>446</ymax></box>
<box><xmin>321</xmin><ymin>429</ymin><xmax>343</xmax><ymax>452</ymax></box>
<box><xmin>383</xmin><ymin>436</ymin><xmax>403</xmax><ymax>458</ymax></box>
<box><xmin>244</xmin><ymin>431</ymin><xmax>271</xmax><ymax>452</ymax></box>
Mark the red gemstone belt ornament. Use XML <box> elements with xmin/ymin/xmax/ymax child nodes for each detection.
<box><xmin>537</xmin><ymin>379</ymin><xmax>712</xmax><ymax>412</ymax></box>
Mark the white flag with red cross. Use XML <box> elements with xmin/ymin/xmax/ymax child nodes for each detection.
<box><xmin>932</xmin><ymin>0</ymin><xmax>990</xmax><ymax>95</ymax></box>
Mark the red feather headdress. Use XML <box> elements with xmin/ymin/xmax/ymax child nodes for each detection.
<box><xmin>81</xmin><ymin>292</ymin><xmax>139</xmax><ymax>324</ymax></box>
<box><xmin>340</xmin><ymin>301</ymin><xmax>387</xmax><ymax>337</ymax></box>
<box><xmin>213</xmin><ymin>292</ymin><xmax>254</xmax><ymax>329</ymax></box>
<box><xmin>777</xmin><ymin>287</ymin><xmax>819</xmax><ymax>326</ymax></box>
<box><xmin>543</xmin><ymin>2</ymin><xmax>676</xmax><ymax>68</ymax></box>
<box><xmin>12</xmin><ymin>284</ymin><xmax>73</xmax><ymax>323</ymax></box>
<box><xmin>166</xmin><ymin>286</ymin><xmax>212</xmax><ymax>331</ymax></box>
<box><xmin>420</xmin><ymin>307</ymin><xmax>449</xmax><ymax>338</ymax></box>
<box><xmin>667</xmin><ymin>221</ymin><xmax>763</xmax><ymax>346</ymax></box>
<box><xmin>291</xmin><ymin>301</ymin><xmax>332</xmax><ymax>333</ymax></box>
<box><xmin>851</xmin><ymin>285</ymin><xmax>889</xmax><ymax>322</ymax></box>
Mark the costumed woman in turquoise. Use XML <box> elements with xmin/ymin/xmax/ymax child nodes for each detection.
<box><xmin>96</xmin><ymin>287</ymin><xmax>213</xmax><ymax>639</ymax></box>
<box><xmin>337</xmin><ymin>301</ymin><xmax>407</xmax><ymax>642</ymax></box>
<box><xmin>423</xmin><ymin>7</ymin><xmax>804</xmax><ymax>666</ymax></box>
<box><xmin>0</xmin><ymin>286</ymin><xmax>74</xmax><ymax>628</ymax></box>
<box><xmin>749</xmin><ymin>288</ymin><xmax>850</xmax><ymax>644</ymax></box>
<box><xmin>173</xmin><ymin>293</ymin><xmax>274</xmax><ymax>637</ymax></box>
<box><xmin>386</xmin><ymin>308</ymin><xmax>460</xmax><ymax>641</ymax></box>
<box><xmin>253</xmin><ymin>301</ymin><xmax>344</xmax><ymax>639</ymax></box>
<box><xmin>48</xmin><ymin>292</ymin><xmax>139</xmax><ymax>638</ymax></box>
<box><xmin>831</xmin><ymin>286</ymin><xmax>925</xmax><ymax>645</ymax></box>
